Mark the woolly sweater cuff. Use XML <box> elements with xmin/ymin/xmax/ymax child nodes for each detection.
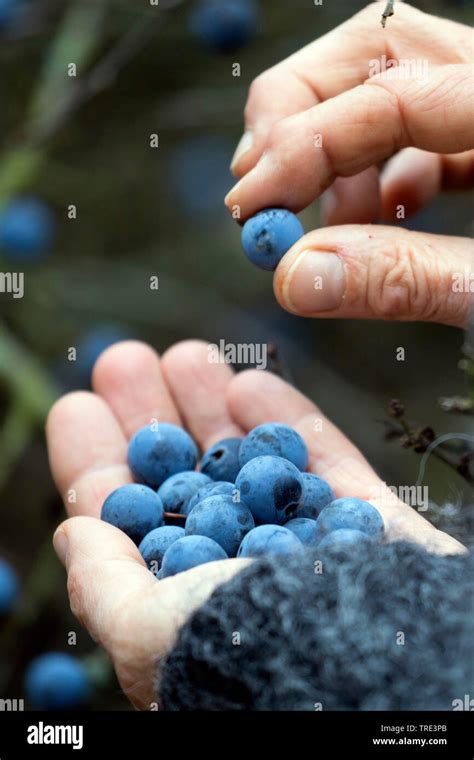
<box><xmin>159</xmin><ymin>542</ymin><xmax>473</xmax><ymax>711</ymax></box>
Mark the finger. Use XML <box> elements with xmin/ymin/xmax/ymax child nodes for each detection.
<box><xmin>441</xmin><ymin>150</ymin><xmax>474</xmax><ymax>190</ymax></box>
<box><xmin>273</xmin><ymin>225</ymin><xmax>473</xmax><ymax>328</ymax></box>
<box><xmin>381</xmin><ymin>148</ymin><xmax>442</xmax><ymax>221</ymax></box>
<box><xmin>92</xmin><ymin>341</ymin><xmax>181</xmax><ymax>439</ymax></box>
<box><xmin>230</xmin><ymin>2</ymin><xmax>470</xmax><ymax>177</ymax></box>
<box><xmin>225</xmin><ymin>64</ymin><xmax>474</xmax><ymax>220</ymax></box>
<box><xmin>320</xmin><ymin>167</ymin><xmax>381</xmax><ymax>226</ymax></box>
<box><xmin>227</xmin><ymin>370</ymin><xmax>464</xmax><ymax>555</ymax></box>
<box><xmin>381</xmin><ymin>148</ymin><xmax>474</xmax><ymax>221</ymax></box>
<box><xmin>54</xmin><ymin>516</ymin><xmax>248</xmax><ymax>709</ymax></box>
<box><xmin>161</xmin><ymin>340</ymin><xmax>243</xmax><ymax>450</ymax></box>
<box><xmin>46</xmin><ymin>392</ymin><xmax>130</xmax><ymax>517</ymax></box>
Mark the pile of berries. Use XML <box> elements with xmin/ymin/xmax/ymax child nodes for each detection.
<box><xmin>101</xmin><ymin>422</ymin><xmax>384</xmax><ymax>578</ymax></box>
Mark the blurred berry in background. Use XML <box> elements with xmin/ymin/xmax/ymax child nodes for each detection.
<box><xmin>0</xmin><ymin>558</ymin><xmax>19</xmax><ymax>615</ymax></box>
<box><xmin>0</xmin><ymin>197</ymin><xmax>55</xmax><ymax>262</ymax></box>
<box><xmin>189</xmin><ymin>0</ymin><xmax>261</xmax><ymax>53</ymax></box>
<box><xmin>24</xmin><ymin>652</ymin><xmax>91</xmax><ymax>710</ymax></box>
<box><xmin>0</xmin><ymin>0</ymin><xmax>19</xmax><ymax>31</ymax></box>
<box><xmin>167</xmin><ymin>136</ymin><xmax>234</xmax><ymax>218</ymax></box>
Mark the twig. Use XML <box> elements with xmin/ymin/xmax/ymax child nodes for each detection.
<box><xmin>381</xmin><ymin>0</ymin><xmax>395</xmax><ymax>28</ymax></box>
<box><xmin>31</xmin><ymin>15</ymin><xmax>163</xmax><ymax>143</ymax></box>
<box><xmin>382</xmin><ymin>410</ymin><xmax>474</xmax><ymax>487</ymax></box>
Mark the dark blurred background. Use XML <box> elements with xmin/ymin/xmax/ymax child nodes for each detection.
<box><xmin>0</xmin><ymin>0</ymin><xmax>472</xmax><ymax>710</ymax></box>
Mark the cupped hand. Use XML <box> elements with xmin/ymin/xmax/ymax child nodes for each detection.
<box><xmin>225</xmin><ymin>2</ymin><xmax>473</xmax><ymax>326</ymax></box>
<box><xmin>46</xmin><ymin>340</ymin><xmax>464</xmax><ymax>709</ymax></box>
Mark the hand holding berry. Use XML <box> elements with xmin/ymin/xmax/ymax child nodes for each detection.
<box><xmin>46</xmin><ymin>340</ymin><xmax>464</xmax><ymax>709</ymax></box>
<box><xmin>226</xmin><ymin>3</ymin><xmax>473</xmax><ymax>326</ymax></box>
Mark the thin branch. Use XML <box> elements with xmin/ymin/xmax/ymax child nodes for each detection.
<box><xmin>32</xmin><ymin>15</ymin><xmax>162</xmax><ymax>142</ymax></box>
<box><xmin>381</xmin><ymin>0</ymin><xmax>395</xmax><ymax>28</ymax></box>
<box><xmin>29</xmin><ymin>0</ymin><xmax>187</xmax><ymax>144</ymax></box>
<box><xmin>381</xmin><ymin>418</ymin><xmax>474</xmax><ymax>487</ymax></box>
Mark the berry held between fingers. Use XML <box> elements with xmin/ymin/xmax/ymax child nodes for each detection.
<box><xmin>241</xmin><ymin>209</ymin><xmax>304</xmax><ymax>271</ymax></box>
<box><xmin>101</xmin><ymin>484</ymin><xmax>164</xmax><ymax>545</ymax></box>
<box><xmin>128</xmin><ymin>423</ymin><xmax>198</xmax><ymax>489</ymax></box>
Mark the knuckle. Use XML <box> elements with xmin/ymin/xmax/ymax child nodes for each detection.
<box><xmin>245</xmin><ymin>72</ymin><xmax>272</xmax><ymax>119</ymax></box>
<box><xmin>364</xmin><ymin>242</ymin><xmax>432</xmax><ymax>320</ymax></box>
<box><xmin>66</xmin><ymin>564</ymin><xmax>88</xmax><ymax>627</ymax></box>
<box><xmin>267</xmin><ymin>119</ymin><xmax>292</xmax><ymax>150</ymax></box>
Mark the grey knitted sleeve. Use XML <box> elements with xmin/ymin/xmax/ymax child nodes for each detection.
<box><xmin>159</xmin><ymin>541</ymin><xmax>473</xmax><ymax>711</ymax></box>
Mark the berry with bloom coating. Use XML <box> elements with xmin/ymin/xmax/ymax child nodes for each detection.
<box><xmin>235</xmin><ymin>455</ymin><xmax>303</xmax><ymax>524</ymax></box>
<box><xmin>185</xmin><ymin>495</ymin><xmax>254</xmax><ymax>557</ymax></box>
<box><xmin>185</xmin><ymin>481</ymin><xmax>235</xmax><ymax>516</ymax></box>
<box><xmin>315</xmin><ymin>498</ymin><xmax>384</xmax><ymax>544</ymax></box>
<box><xmin>128</xmin><ymin>423</ymin><xmax>198</xmax><ymax>489</ymax></box>
<box><xmin>285</xmin><ymin>517</ymin><xmax>319</xmax><ymax>547</ymax></box>
<box><xmin>290</xmin><ymin>473</ymin><xmax>334</xmax><ymax>521</ymax></box>
<box><xmin>139</xmin><ymin>525</ymin><xmax>186</xmax><ymax>574</ymax></box>
<box><xmin>241</xmin><ymin>208</ymin><xmax>304</xmax><ymax>271</ymax></box>
<box><xmin>317</xmin><ymin>528</ymin><xmax>375</xmax><ymax>556</ymax></box>
<box><xmin>161</xmin><ymin>535</ymin><xmax>228</xmax><ymax>578</ymax></box>
<box><xmin>200</xmin><ymin>437</ymin><xmax>242</xmax><ymax>482</ymax></box>
<box><xmin>101</xmin><ymin>484</ymin><xmax>164</xmax><ymax>544</ymax></box>
<box><xmin>237</xmin><ymin>524</ymin><xmax>303</xmax><ymax>559</ymax></box>
<box><xmin>157</xmin><ymin>471</ymin><xmax>211</xmax><ymax>514</ymax></box>
<box><xmin>239</xmin><ymin>423</ymin><xmax>308</xmax><ymax>471</ymax></box>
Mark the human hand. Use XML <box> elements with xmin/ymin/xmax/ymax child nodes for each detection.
<box><xmin>225</xmin><ymin>2</ymin><xmax>473</xmax><ymax>325</ymax></box>
<box><xmin>46</xmin><ymin>340</ymin><xmax>464</xmax><ymax>709</ymax></box>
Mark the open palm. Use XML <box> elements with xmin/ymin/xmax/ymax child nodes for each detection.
<box><xmin>46</xmin><ymin>340</ymin><xmax>464</xmax><ymax>709</ymax></box>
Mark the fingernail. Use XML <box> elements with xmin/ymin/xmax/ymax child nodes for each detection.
<box><xmin>282</xmin><ymin>250</ymin><xmax>346</xmax><ymax>314</ymax></box>
<box><xmin>53</xmin><ymin>528</ymin><xmax>69</xmax><ymax>566</ymax></box>
<box><xmin>224</xmin><ymin>178</ymin><xmax>243</xmax><ymax>209</ymax></box>
<box><xmin>230</xmin><ymin>130</ymin><xmax>253</xmax><ymax>172</ymax></box>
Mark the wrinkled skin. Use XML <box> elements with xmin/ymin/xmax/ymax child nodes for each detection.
<box><xmin>47</xmin><ymin>2</ymin><xmax>472</xmax><ymax>711</ymax></box>
<box><xmin>47</xmin><ymin>340</ymin><xmax>464</xmax><ymax>710</ymax></box>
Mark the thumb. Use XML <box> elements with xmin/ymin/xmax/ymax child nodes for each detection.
<box><xmin>53</xmin><ymin>516</ymin><xmax>247</xmax><ymax>708</ymax></box>
<box><xmin>273</xmin><ymin>225</ymin><xmax>473</xmax><ymax>327</ymax></box>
